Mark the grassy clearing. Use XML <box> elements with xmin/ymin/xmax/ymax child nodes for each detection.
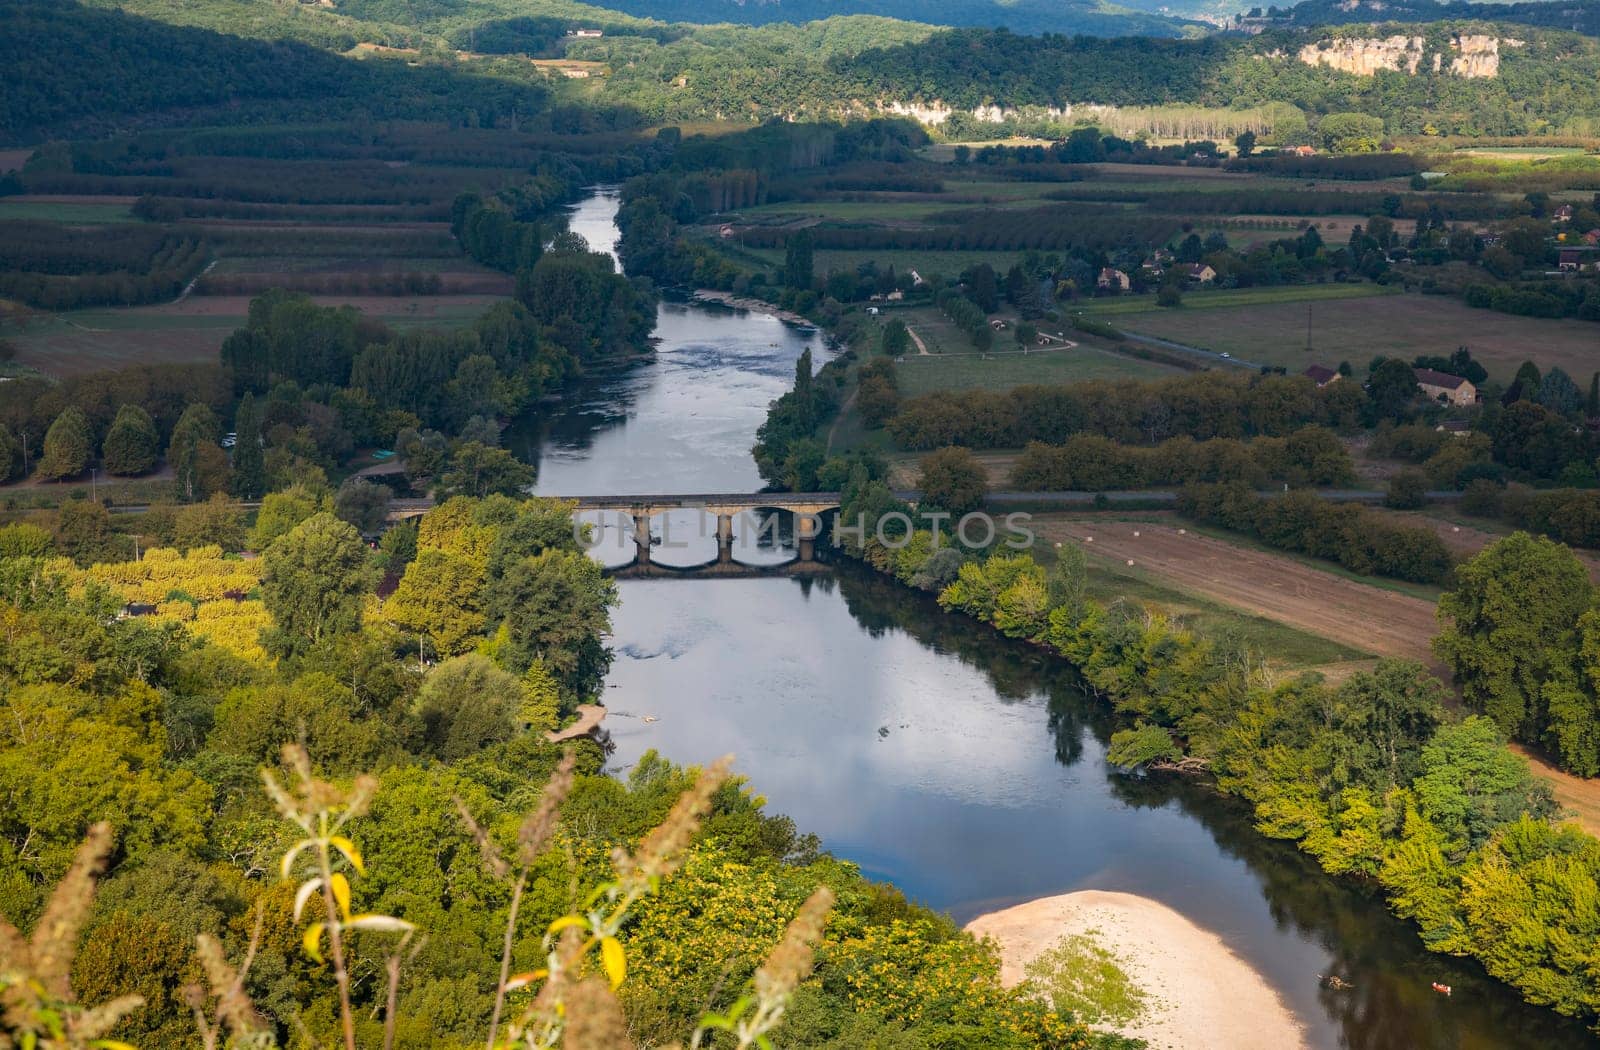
<box><xmin>1021</xmin><ymin>523</ymin><xmax>1370</xmax><ymax>670</ymax></box>
<box><xmin>1176</xmin><ymin>520</ymin><xmax>1447</xmax><ymax>602</ymax></box>
<box><xmin>1078</xmin><ymin>555</ymin><xmax>1370</xmax><ymax>669</ymax></box>
<box><xmin>741</xmin><ymin>247</ymin><xmax>1028</xmax><ymax>282</ymax></box>
<box><xmin>1077</xmin><ymin>282</ymin><xmax>1392</xmax><ymax>317</ymax></box>
<box><xmin>1099</xmin><ymin>292</ymin><xmax>1600</xmax><ymax>380</ymax></box>
<box><xmin>895</xmin><ymin>344</ymin><xmax>1176</xmax><ymax>396</ymax></box>
<box><xmin>0</xmin><ymin>201</ymin><xmax>137</xmax><ymax>223</ymax></box>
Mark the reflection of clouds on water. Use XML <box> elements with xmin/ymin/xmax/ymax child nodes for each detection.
<box><xmin>614</xmin><ymin>613</ymin><xmax>716</xmax><ymax>662</ymax></box>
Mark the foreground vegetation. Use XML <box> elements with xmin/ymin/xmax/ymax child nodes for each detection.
<box><xmin>0</xmin><ymin>496</ymin><xmax>1114</xmax><ymax>1050</ymax></box>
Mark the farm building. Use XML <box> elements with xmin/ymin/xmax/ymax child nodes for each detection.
<box><xmin>1097</xmin><ymin>268</ymin><xmax>1130</xmax><ymax>292</ymax></box>
<box><xmin>1414</xmin><ymin>367</ymin><xmax>1477</xmax><ymax>407</ymax></box>
<box><xmin>1303</xmin><ymin>364</ymin><xmax>1341</xmax><ymax>388</ymax></box>
<box><xmin>1175</xmin><ymin>263</ymin><xmax>1216</xmax><ymax>284</ymax></box>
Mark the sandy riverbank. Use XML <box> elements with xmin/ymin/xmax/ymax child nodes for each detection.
<box><xmin>690</xmin><ymin>289</ymin><xmax>816</xmax><ymax>327</ymax></box>
<box><xmin>966</xmin><ymin>890</ymin><xmax>1308</xmax><ymax>1050</ymax></box>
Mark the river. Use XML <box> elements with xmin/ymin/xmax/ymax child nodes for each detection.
<box><xmin>527</xmin><ymin>187</ymin><xmax>1595</xmax><ymax>1050</ymax></box>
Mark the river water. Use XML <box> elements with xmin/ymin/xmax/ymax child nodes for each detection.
<box><xmin>527</xmin><ymin>188</ymin><xmax>1595</xmax><ymax>1049</ymax></box>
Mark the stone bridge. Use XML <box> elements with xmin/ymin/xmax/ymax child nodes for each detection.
<box><xmin>569</xmin><ymin>493</ymin><xmax>844</xmax><ymax>568</ymax></box>
<box><xmin>391</xmin><ymin>492</ymin><xmax>848</xmax><ymax>570</ymax></box>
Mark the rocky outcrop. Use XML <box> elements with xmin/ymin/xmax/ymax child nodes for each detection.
<box><xmin>1450</xmin><ymin>34</ymin><xmax>1522</xmax><ymax>78</ymax></box>
<box><xmin>1298</xmin><ymin>35</ymin><xmax>1424</xmax><ymax>75</ymax></box>
<box><xmin>877</xmin><ymin>100</ymin><xmax>1071</xmax><ymax>125</ymax></box>
<box><xmin>1297</xmin><ymin>33</ymin><xmax>1521</xmax><ymax>79</ymax></box>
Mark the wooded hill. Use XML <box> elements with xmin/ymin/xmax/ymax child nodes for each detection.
<box><xmin>14</xmin><ymin>1</ymin><xmax>1600</xmax><ymax>141</ymax></box>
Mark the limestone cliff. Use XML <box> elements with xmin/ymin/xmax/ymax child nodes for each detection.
<box><xmin>1296</xmin><ymin>32</ymin><xmax>1522</xmax><ymax>79</ymax></box>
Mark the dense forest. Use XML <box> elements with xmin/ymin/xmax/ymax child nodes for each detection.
<box><xmin>0</xmin><ymin>1</ymin><xmax>553</xmax><ymax>142</ymax></box>
<box><xmin>596</xmin><ymin>0</ymin><xmax>1199</xmax><ymax>37</ymax></box>
<box><xmin>1270</xmin><ymin>0</ymin><xmax>1600</xmax><ymax>36</ymax></box>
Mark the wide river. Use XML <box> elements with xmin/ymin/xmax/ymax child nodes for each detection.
<box><xmin>525</xmin><ymin>188</ymin><xmax>1595</xmax><ymax>1049</ymax></box>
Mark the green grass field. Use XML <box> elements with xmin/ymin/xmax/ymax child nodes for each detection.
<box><xmin>1077</xmin><ymin>282</ymin><xmax>1394</xmax><ymax>317</ymax></box>
<box><xmin>1027</xmin><ymin>538</ymin><xmax>1370</xmax><ymax>670</ymax></box>
<box><xmin>0</xmin><ymin>201</ymin><xmax>137</xmax><ymax>223</ymax></box>
<box><xmin>894</xmin><ymin>344</ymin><xmax>1177</xmax><ymax>396</ymax></box>
<box><xmin>1096</xmin><ymin>291</ymin><xmax>1600</xmax><ymax>381</ymax></box>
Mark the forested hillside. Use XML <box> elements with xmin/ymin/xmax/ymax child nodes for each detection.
<box><xmin>1268</xmin><ymin>0</ymin><xmax>1600</xmax><ymax>36</ymax></box>
<box><xmin>599</xmin><ymin>0</ymin><xmax>1200</xmax><ymax>37</ymax></box>
<box><xmin>0</xmin><ymin>2</ymin><xmax>551</xmax><ymax>141</ymax></box>
<box><xmin>14</xmin><ymin>0</ymin><xmax>1600</xmax><ymax>141</ymax></box>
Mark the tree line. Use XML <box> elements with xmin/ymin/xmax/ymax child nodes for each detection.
<box><xmin>1008</xmin><ymin>428</ymin><xmax>1356</xmax><ymax>491</ymax></box>
<box><xmin>887</xmin><ymin>373</ymin><xmax>1364</xmax><ymax>451</ymax></box>
<box><xmin>1177</xmin><ymin>482</ymin><xmax>1455</xmax><ymax>583</ymax></box>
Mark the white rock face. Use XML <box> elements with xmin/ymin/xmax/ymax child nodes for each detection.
<box><xmin>877</xmin><ymin>100</ymin><xmax>1071</xmax><ymax>125</ymax></box>
<box><xmin>1296</xmin><ymin>33</ymin><xmax>1519</xmax><ymax>79</ymax></box>
<box><xmin>1298</xmin><ymin>35</ymin><xmax>1425</xmax><ymax>76</ymax></box>
<box><xmin>1449</xmin><ymin>34</ymin><xmax>1508</xmax><ymax>78</ymax></box>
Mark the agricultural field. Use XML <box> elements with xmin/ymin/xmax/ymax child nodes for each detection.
<box><xmin>2</xmin><ymin>294</ymin><xmax>501</xmax><ymax>378</ymax></box>
<box><xmin>0</xmin><ymin>198</ymin><xmax>137</xmax><ymax>223</ymax></box>
<box><xmin>1027</xmin><ymin>515</ymin><xmax>1375</xmax><ymax>673</ymax></box>
<box><xmin>893</xmin><ymin>342</ymin><xmax>1178</xmax><ymax>396</ymax></box>
<box><xmin>1096</xmin><ymin>292</ymin><xmax>1600</xmax><ymax>380</ymax></box>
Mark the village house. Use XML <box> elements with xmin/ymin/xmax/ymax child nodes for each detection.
<box><xmin>1175</xmin><ymin>262</ymin><xmax>1216</xmax><ymax>284</ymax></box>
<box><xmin>1559</xmin><ymin>247</ymin><xmax>1597</xmax><ymax>272</ymax></box>
<box><xmin>1414</xmin><ymin>367</ymin><xmax>1478</xmax><ymax>407</ymax></box>
<box><xmin>1303</xmin><ymin>364</ymin><xmax>1341</xmax><ymax>388</ymax></box>
<box><xmin>1097</xmin><ymin>267</ymin><xmax>1130</xmax><ymax>292</ymax></box>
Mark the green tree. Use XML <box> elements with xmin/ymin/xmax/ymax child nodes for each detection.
<box><xmin>439</xmin><ymin>442</ymin><xmax>534</xmax><ymax>499</ymax></box>
<box><xmin>385</xmin><ymin>548</ymin><xmax>486</xmax><ymax>657</ymax></box>
<box><xmin>784</xmin><ymin>230</ymin><xmax>815</xmax><ymax>290</ymax></box>
<box><xmin>54</xmin><ymin>499</ymin><xmax>115</xmax><ymax>565</ymax></box>
<box><xmin>37</xmin><ymin>406</ymin><xmax>93</xmax><ymax>481</ymax></box>
<box><xmin>1385</xmin><ymin>469</ymin><xmax>1428</xmax><ymax>510</ymax></box>
<box><xmin>880</xmin><ymin>319</ymin><xmax>911</xmax><ymax>357</ymax></box>
<box><xmin>334</xmin><ymin>477</ymin><xmax>393</xmax><ymax>535</ymax></box>
<box><xmin>229</xmin><ymin>392</ymin><xmax>266</xmax><ymax>500</ymax></box>
<box><xmin>101</xmin><ymin>405</ymin><xmax>159</xmax><ymax>477</ymax></box>
<box><xmin>167</xmin><ymin>403</ymin><xmax>222</xmax><ymax>503</ymax></box>
<box><xmin>249</xmin><ymin>483</ymin><xmax>329</xmax><ymax>551</ymax></box>
<box><xmin>918</xmin><ymin>447</ymin><xmax>988</xmax><ymax>517</ymax></box>
<box><xmin>0</xmin><ymin>424</ymin><xmax>21</xmax><ymax>483</ymax></box>
<box><xmin>1319</xmin><ymin>112</ymin><xmax>1384</xmax><ymax>153</ymax></box>
<box><xmin>1435</xmin><ymin>532</ymin><xmax>1593</xmax><ymax>754</ymax></box>
<box><xmin>171</xmin><ymin>493</ymin><xmax>245</xmax><ymax>552</ymax></box>
<box><xmin>1366</xmin><ymin>357</ymin><xmax>1420</xmax><ymax>423</ymax></box>
<box><xmin>1412</xmin><ymin>716</ymin><xmax>1553</xmax><ymax>853</ymax></box>
<box><xmin>485</xmin><ymin>548</ymin><xmax>616</xmax><ymax>698</ymax></box>
<box><xmin>260</xmin><ymin>512</ymin><xmax>377</xmax><ymax>655</ymax></box>
<box><xmin>413</xmin><ymin>654</ymin><xmax>523</xmax><ymax>761</ymax></box>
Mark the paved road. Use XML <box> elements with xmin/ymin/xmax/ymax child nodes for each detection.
<box><xmin>1120</xmin><ymin>331</ymin><xmax>1265</xmax><ymax>371</ymax></box>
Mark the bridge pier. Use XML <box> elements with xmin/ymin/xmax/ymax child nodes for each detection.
<box><xmin>632</xmin><ymin>512</ymin><xmax>652</xmax><ymax>569</ymax></box>
<box><xmin>716</xmin><ymin>513</ymin><xmax>734</xmax><ymax>564</ymax></box>
<box><xmin>796</xmin><ymin>512</ymin><xmax>821</xmax><ymax>563</ymax></box>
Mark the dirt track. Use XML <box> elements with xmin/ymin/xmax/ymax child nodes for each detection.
<box><xmin>1031</xmin><ymin>518</ymin><xmax>1441</xmax><ymax>664</ymax></box>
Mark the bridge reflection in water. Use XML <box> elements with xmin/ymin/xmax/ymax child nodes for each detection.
<box><xmin>569</xmin><ymin>493</ymin><xmax>843</xmax><ymax>574</ymax></box>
